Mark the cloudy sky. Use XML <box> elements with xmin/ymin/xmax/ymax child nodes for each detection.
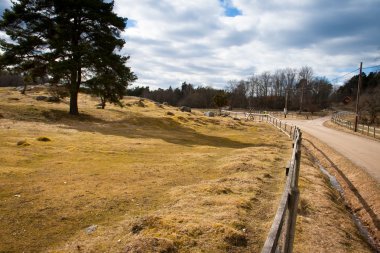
<box><xmin>1</xmin><ymin>0</ymin><xmax>380</xmax><ymax>89</ymax></box>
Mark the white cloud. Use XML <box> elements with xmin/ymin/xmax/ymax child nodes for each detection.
<box><xmin>1</xmin><ymin>0</ymin><xmax>379</xmax><ymax>88</ymax></box>
<box><xmin>116</xmin><ymin>0</ymin><xmax>380</xmax><ymax>89</ymax></box>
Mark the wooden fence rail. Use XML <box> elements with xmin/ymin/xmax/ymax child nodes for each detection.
<box><xmin>221</xmin><ymin>110</ymin><xmax>302</xmax><ymax>253</ymax></box>
<box><xmin>331</xmin><ymin>112</ymin><xmax>380</xmax><ymax>139</ymax></box>
<box><xmin>261</xmin><ymin>115</ymin><xmax>302</xmax><ymax>253</ymax></box>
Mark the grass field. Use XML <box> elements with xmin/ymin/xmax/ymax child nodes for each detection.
<box><xmin>0</xmin><ymin>87</ymin><xmax>291</xmax><ymax>252</ymax></box>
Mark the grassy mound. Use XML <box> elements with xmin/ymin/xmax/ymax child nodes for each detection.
<box><xmin>0</xmin><ymin>87</ymin><xmax>290</xmax><ymax>252</ymax></box>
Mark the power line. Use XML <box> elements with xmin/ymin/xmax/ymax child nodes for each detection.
<box><xmin>330</xmin><ymin>68</ymin><xmax>359</xmax><ymax>82</ymax></box>
<box><xmin>362</xmin><ymin>64</ymin><xmax>380</xmax><ymax>70</ymax></box>
<box><xmin>330</xmin><ymin>64</ymin><xmax>380</xmax><ymax>83</ymax></box>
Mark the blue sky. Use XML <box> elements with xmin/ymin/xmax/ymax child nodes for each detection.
<box><xmin>1</xmin><ymin>0</ymin><xmax>380</xmax><ymax>89</ymax></box>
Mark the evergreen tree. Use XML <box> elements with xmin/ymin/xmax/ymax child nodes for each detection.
<box><xmin>213</xmin><ymin>92</ymin><xmax>228</xmax><ymax>113</ymax></box>
<box><xmin>0</xmin><ymin>0</ymin><xmax>136</xmax><ymax>115</ymax></box>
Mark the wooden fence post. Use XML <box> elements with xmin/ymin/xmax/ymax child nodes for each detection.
<box><xmin>283</xmin><ymin>131</ymin><xmax>301</xmax><ymax>253</ymax></box>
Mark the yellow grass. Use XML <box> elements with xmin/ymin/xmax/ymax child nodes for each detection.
<box><xmin>0</xmin><ymin>88</ymin><xmax>291</xmax><ymax>252</ymax></box>
<box><xmin>294</xmin><ymin>148</ymin><xmax>373</xmax><ymax>253</ymax></box>
<box><xmin>296</xmin><ymin>133</ymin><xmax>380</xmax><ymax>252</ymax></box>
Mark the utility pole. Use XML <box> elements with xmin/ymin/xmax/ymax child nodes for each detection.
<box><xmin>354</xmin><ymin>62</ymin><xmax>362</xmax><ymax>132</ymax></box>
<box><xmin>284</xmin><ymin>88</ymin><xmax>289</xmax><ymax>118</ymax></box>
<box><xmin>299</xmin><ymin>79</ymin><xmax>306</xmax><ymax>114</ymax></box>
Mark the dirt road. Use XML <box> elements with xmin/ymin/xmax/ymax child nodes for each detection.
<box><xmin>285</xmin><ymin>116</ymin><xmax>380</xmax><ymax>183</ymax></box>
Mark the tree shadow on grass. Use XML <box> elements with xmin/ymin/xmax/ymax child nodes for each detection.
<box><xmin>10</xmin><ymin>108</ymin><xmax>280</xmax><ymax>149</ymax></box>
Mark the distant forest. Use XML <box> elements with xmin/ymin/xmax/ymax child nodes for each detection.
<box><xmin>128</xmin><ymin>69</ymin><xmax>379</xmax><ymax>113</ymax></box>
<box><xmin>129</xmin><ymin>67</ymin><xmax>333</xmax><ymax>111</ymax></box>
<box><xmin>1</xmin><ymin>68</ymin><xmax>379</xmax><ymax>114</ymax></box>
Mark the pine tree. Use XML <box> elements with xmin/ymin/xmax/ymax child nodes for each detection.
<box><xmin>0</xmin><ymin>0</ymin><xmax>136</xmax><ymax>115</ymax></box>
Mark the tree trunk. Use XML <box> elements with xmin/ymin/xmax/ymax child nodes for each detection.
<box><xmin>69</xmin><ymin>90</ymin><xmax>79</xmax><ymax>115</ymax></box>
<box><xmin>69</xmin><ymin>68</ymin><xmax>79</xmax><ymax>115</ymax></box>
<box><xmin>101</xmin><ymin>97</ymin><xmax>106</xmax><ymax>109</ymax></box>
<box><xmin>21</xmin><ymin>82</ymin><xmax>27</xmax><ymax>95</ymax></box>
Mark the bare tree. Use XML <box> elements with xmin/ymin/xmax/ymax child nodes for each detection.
<box><xmin>274</xmin><ymin>69</ymin><xmax>287</xmax><ymax>97</ymax></box>
<box><xmin>284</xmin><ymin>68</ymin><xmax>297</xmax><ymax>111</ymax></box>
<box><xmin>247</xmin><ymin>74</ymin><xmax>259</xmax><ymax>109</ymax></box>
<box><xmin>298</xmin><ymin>66</ymin><xmax>314</xmax><ymax>112</ymax></box>
<box><xmin>259</xmin><ymin>71</ymin><xmax>271</xmax><ymax>98</ymax></box>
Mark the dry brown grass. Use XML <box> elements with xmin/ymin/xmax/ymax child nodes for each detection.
<box><xmin>295</xmin><ymin>133</ymin><xmax>380</xmax><ymax>252</ymax></box>
<box><xmin>0</xmin><ymin>87</ymin><xmax>291</xmax><ymax>252</ymax></box>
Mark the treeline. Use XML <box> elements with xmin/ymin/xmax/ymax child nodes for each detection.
<box><xmin>331</xmin><ymin>71</ymin><xmax>380</xmax><ymax>123</ymax></box>
<box><xmin>0</xmin><ymin>71</ymin><xmax>23</xmax><ymax>87</ymax></box>
<box><xmin>226</xmin><ymin>66</ymin><xmax>332</xmax><ymax>111</ymax></box>
<box><xmin>127</xmin><ymin>83</ymin><xmax>224</xmax><ymax>108</ymax></box>
<box><xmin>129</xmin><ymin>66</ymin><xmax>333</xmax><ymax>111</ymax></box>
<box><xmin>331</xmin><ymin>71</ymin><xmax>380</xmax><ymax>102</ymax></box>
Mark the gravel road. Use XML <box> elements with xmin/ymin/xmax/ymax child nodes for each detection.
<box><xmin>285</xmin><ymin>116</ymin><xmax>380</xmax><ymax>183</ymax></box>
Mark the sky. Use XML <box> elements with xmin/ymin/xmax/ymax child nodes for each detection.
<box><xmin>1</xmin><ymin>0</ymin><xmax>380</xmax><ymax>89</ymax></box>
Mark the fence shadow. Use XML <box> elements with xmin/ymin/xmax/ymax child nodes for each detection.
<box><xmin>303</xmin><ymin>138</ymin><xmax>380</xmax><ymax>231</ymax></box>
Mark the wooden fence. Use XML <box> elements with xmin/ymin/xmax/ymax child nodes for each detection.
<box><xmin>331</xmin><ymin>112</ymin><xmax>380</xmax><ymax>139</ymax></box>
<box><xmin>261</xmin><ymin>115</ymin><xmax>302</xmax><ymax>253</ymax></box>
<box><xmin>221</xmin><ymin>110</ymin><xmax>302</xmax><ymax>253</ymax></box>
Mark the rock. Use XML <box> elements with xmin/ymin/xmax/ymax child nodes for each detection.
<box><xmin>180</xmin><ymin>106</ymin><xmax>191</xmax><ymax>112</ymax></box>
<box><xmin>155</xmin><ymin>102</ymin><xmax>163</xmax><ymax>108</ymax></box>
<box><xmin>162</xmin><ymin>102</ymin><xmax>168</xmax><ymax>106</ymax></box>
<box><xmin>46</xmin><ymin>96</ymin><xmax>60</xmax><ymax>103</ymax></box>
<box><xmin>85</xmin><ymin>225</ymin><xmax>97</xmax><ymax>235</ymax></box>
<box><xmin>17</xmin><ymin>140</ymin><xmax>30</xmax><ymax>146</ymax></box>
<box><xmin>204</xmin><ymin>111</ymin><xmax>215</xmax><ymax>117</ymax></box>
<box><xmin>36</xmin><ymin>137</ymin><xmax>51</xmax><ymax>142</ymax></box>
<box><xmin>166</xmin><ymin>111</ymin><xmax>174</xmax><ymax>116</ymax></box>
<box><xmin>233</xmin><ymin>117</ymin><xmax>240</xmax><ymax>121</ymax></box>
<box><xmin>137</xmin><ymin>99</ymin><xmax>145</xmax><ymax>107</ymax></box>
<box><xmin>36</xmin><ymin>96</ymin><xmax>48</xmax><ymax>101</ymax></box>
<box><xmin>263</xmin><ymin>173</ymin><xmax>272</xmax><ymax>179</ymax></box>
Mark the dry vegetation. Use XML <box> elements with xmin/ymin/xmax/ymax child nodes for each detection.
<box><xmin>294</xmin><ymin>146</ymin><xmax>375</xmax><ymax>253</ymax></box>
<box><xmin>0</xmin><ymin>87</ymin><xmax>375</xmax><ymax>253</ymax></box>
<box><xmin>298</xmin><ymin>133</ymin><xmax>380</xmax><ymax>252</ymax></box>
<box><xmin>0</xmin><ymin>87</ymin><xmax>291</xmax><ymax>252</ymax></box>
